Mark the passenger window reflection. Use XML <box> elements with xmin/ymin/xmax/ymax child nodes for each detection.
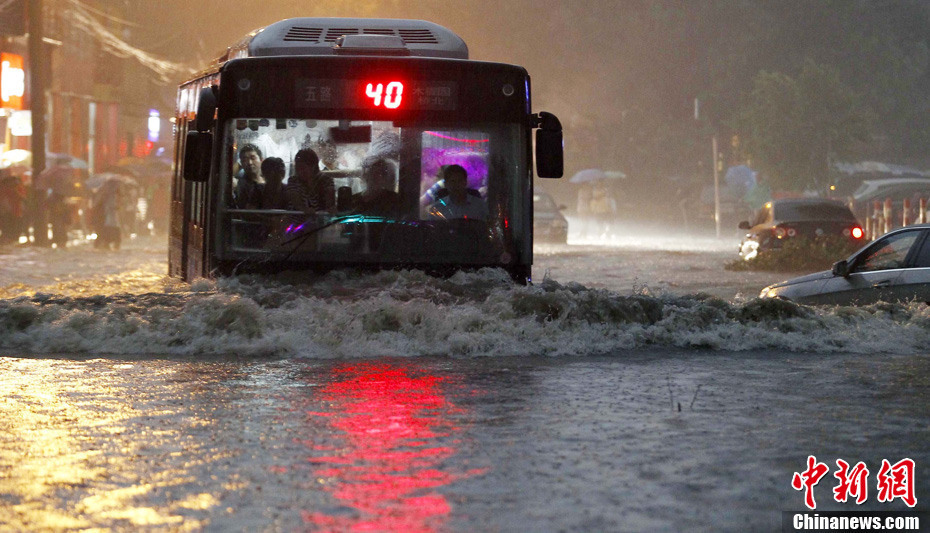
<box><xmin>856</xmin><ymin>232</ymin><xmax>919</xmax><ymax>272</ymax></box>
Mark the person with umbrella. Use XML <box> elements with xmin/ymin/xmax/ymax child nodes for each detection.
<box><xmin>570</xmin><ymin>169</ymin><xmax>623</xmax><ymax>240</ymax></box>
<box><xmin>92</xmin><ymin>179</ymin><xmax>125</xmax><ymax>250</ymax></box>
<box><xmin>0</xmin><ymin>168</ymin><xmax>26</xmax><ymax>244</ymax></box>
<box><xmin>36</xmin><ymin>162</ymin><xmax>77</xmax><ymax>247</ymax></box>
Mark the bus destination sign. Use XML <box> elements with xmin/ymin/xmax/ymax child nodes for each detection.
<box><xmin>295</xmin><ymin>79</ymin><xmax>458</xmax><ymax>111</ymax></box>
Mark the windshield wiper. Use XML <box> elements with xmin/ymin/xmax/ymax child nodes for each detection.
<box><xmin>278</xmin><ymin>214</ymin><xmax>401</xmax><ymax>262</ymax></box>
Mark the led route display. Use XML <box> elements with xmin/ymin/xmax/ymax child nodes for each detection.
<box><xmin>296</xmin><ymin>78</ymin><xmax>458</xmax><ymax>111</ymax></box>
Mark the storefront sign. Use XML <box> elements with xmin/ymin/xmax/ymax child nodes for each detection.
<box><xmin>1</xmin><ymin>53</ymin><xmax>25</xmax><ymax>110</ymax></box>
<box><xmin>9</xmin><ymin>110</ymin><xmax>30</xmax><ymax>136</ymax></box>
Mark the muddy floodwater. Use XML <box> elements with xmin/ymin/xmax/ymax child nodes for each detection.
<box><xmin>0</xmin><ymin>231</ymin><xmax>928</xmax><ymax>531</ymax></box>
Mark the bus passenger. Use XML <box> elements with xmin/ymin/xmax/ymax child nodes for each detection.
<box><xmin>427</xmin><ymin>164</ymin><xmax>488</xmax><ymax>220</ymax></box>
<box><xmin>352</xmin><ymin>158</ymin><xmax>402</xmax><ymax>217</ymax></box>
<box><xmin>260</xmin><ymin>157</ymin><xmax>287</xmax><ymax>209</ymax></box>
<box><xmin>234</xmin><ymin>144</ymin><xmax>264</xmax><ymax>209</ymax></box>
<box><xmin>285</xmin><ymin>148</ymin><xmax>334</xmax><ymax>215</ymax></box>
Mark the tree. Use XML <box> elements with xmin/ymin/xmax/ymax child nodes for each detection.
<box><xmin>738</xmin><ymin>59</ymin><xmax>873</xmax><ymax>194</ymax></box>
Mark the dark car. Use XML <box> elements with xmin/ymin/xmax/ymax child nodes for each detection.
<box><xmin>533</xmin><ymin>191</ymin><xmax>568</xmax><ymax>243</ymax></box>
<box><xmin>761</xmin><ymin>224</ymin><xmax>930</xmax><ymax>305</ymax></box>
<box><xmin>738</xmin><ymin>198</ymin><xmax>864</xmax><ymax>260</ymax></box>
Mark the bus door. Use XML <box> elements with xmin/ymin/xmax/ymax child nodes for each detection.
<box><xmin>170</xmin><ymin>113</ymin><xmax>209</xmax><ymax>282</ymax></box>
<box><xmin>185</xmin><ymin>179</ymin><xmax>209</xmax><ymax>280</ymax></box>
<box><xmin>177</xmin><ymin>85</ymin><xmax>217</xmax><ymax>281</ymax></box>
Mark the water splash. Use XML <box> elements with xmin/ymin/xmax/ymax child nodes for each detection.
<box><xmin>1</xmin><ymin>269</ymin><xmax>928</xmax><ymax>357</ymax></box>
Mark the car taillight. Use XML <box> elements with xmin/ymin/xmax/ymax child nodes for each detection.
<box><xmin>774</xmin><ymin>227</ymin><xmax>786</xmax><ymax>238</ymax></box>
<box><xmin>786</xmin><ymin>228</ymin><xmax>797</xmax><ymax>237</ymax></box>
<box><xmin>851</xmin><ymin>226</ymin><xmax>863</xmax><ymax>239</ymax></box>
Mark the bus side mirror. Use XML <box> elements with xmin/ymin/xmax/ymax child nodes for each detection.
<box><xmin>535</xmin><ymin>111</ymin><xmax>563</xmax><ymax>179</ymax></box>
<box><xmin>194</xmin><ymin>86</ymin><xmax>217</xmax><ymax>133</ymax></box>
<box><xmin>184</xmin><ymin>131</ymin><xmax>212</xmax><ymax>182</ymax></box>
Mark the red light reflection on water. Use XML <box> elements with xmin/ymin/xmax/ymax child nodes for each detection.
<box><xmin>302</xmin><ymin>363</ymin><xmax>481</xmax><ymax>533</ymax></box>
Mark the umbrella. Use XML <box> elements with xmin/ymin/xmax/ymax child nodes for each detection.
<box><xmin>110</xmin><ymin>156</ymin><xmax>172</xmax><ymax>184</ymax></box>
<box><xmin>0</xmin><ymin>149</ymin><xmax>32</xmax><ymax>168</ymax></box>
<box><xmin>724</xmin><ymin>165</ymin><xmax>756</xmax><ymax>191</ymax></box>
<box><xmin>0</xmin><ymin>150</ymin><xmax>89</xmax><ymax>170</ymax></box>
<box><xmin>117</xmin><ymin>156</ymin><xmax>171</xmax><ymax>171</ymax></box>
<box><xmin>47</xmin><ymin>152</ymin><xmax>89</xmax><ymax>170</ymax></box>
<box><xmin>85</xmin><ymin>172</ymin><xmax>138</xmax><ymax>191</ymax></box>
<box><xmin>35</xmin><ymin>165</ymin><xmax>82</xmax><ymax>195</ymax></box>
<box><xmin>569</xmin><ymin>168</ymin><xmax>626</xmax><ymax>183</ymax></box>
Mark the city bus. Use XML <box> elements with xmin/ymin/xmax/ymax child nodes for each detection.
<box><xmin>170</xmin><ymin>17</ymin><xmax>563</xmax><ymax>283</ymax></box>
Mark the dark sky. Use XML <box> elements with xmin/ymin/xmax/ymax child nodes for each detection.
<box><xmin>115</xmin><ymin>0</ymin><xmax>930</xmax><ymax>197</ymax></box>
<box><xmin>125</xmin><ymin>1</ymin><xmax>634</xmax><ymax>129</ymax></box>
<box><xmin>121</xmin><ymin>0</ymin><xmax>680</xmax><ymax>188</ymax></box>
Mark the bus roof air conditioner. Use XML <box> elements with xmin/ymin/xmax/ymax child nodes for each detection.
<box><xmin>333</xmin><ymin>35</ymin><xmax>411</xmax><ymax>56</ymax></box>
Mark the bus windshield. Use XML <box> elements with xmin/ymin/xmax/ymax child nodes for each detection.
<box><xmin>218</xmin><ymin>117</ymin><xmax>526</xmax><ymax>267</ymax></box>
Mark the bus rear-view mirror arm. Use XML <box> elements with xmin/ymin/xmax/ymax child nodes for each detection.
<box><xmin>534</xmin><ymin>111</ymin><xmax>563</xmax><ymax>179</ymax></box>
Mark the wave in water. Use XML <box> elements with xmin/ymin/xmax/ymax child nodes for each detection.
<box><xmin>0</xmin><ymin>269</ymin><xmax>928</xmax><ymax>357</ymax></box>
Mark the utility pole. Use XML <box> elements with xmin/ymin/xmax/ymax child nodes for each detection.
<box><xmin>27</xmin><ymin>0</ymin><xmax>47</xmax><ymax>245</ymax></box>
<box><xmin>712</xmin><ymin>134</ymin><xmax>720</xmax><ymax>239</ymax></box>
<box><xmin>696</xmin><ymin>98</ymin><xmax>722</xmax><ymax>239</ymax></box>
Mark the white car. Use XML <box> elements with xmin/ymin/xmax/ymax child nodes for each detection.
<box><xmin>760</xmin><ymin>224</ymin><xmax>930</xmax><ymax>305</ymax></box>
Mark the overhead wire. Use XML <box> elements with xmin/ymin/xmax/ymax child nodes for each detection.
<box><xmin>63</xmin><ymin>0</ymin><xmax>194</xmax><ymax>84</ymax></box>
<box><xmin>65</xmin><ymin>0</ymin><xmax>140</xmax><ymax>27</ymax></box>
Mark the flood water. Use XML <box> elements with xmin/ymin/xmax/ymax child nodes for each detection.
<box><xmin>0</xmin><ymin>232</ymin><xmax>928</xmax><ymax>531</ymax></box>
<box><xmin>1</xmin><ymin>352</ymin><xmax>927</xmax><ymax>532</ymax></box>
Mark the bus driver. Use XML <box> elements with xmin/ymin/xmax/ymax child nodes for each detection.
<box><xmin>427</xmin><ymin>164</ymin><xmax>488</xmax><ymax>221</ymax></box>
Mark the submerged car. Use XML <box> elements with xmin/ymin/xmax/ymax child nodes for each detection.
<box><xmin>761</xmin><ymin>224</ymin><xmax>930</xmax><ymax>305</ymax></box>
<box><xmin>738</xmin><ymin>198</ymin><xmax>864</xmax><ymax>260</ymax></box>
<box><xmin>533</xmin><ymin>191</ymin><xmax>568</xmax><ymax>243</ymax></box>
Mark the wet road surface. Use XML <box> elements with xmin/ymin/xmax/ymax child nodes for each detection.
<box><xmin>1</xmin><ymin>353</ymin><xmax>927</xmax><ymax>531</ymax></box>
<box><xmin>0</xmin><ymin>234</ymin><xmax>927</xmax><ymax>531</ymax></box>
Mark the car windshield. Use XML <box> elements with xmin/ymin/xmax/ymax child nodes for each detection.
<box><xmin>773</xmin><ymin>202</ymin><xmax>856</xmax><ymax>222</ymax></box>
<box><xmin>217</xmin><ymin>118</ymin><xmax>525</xmax><ymax>266</ymax></box>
